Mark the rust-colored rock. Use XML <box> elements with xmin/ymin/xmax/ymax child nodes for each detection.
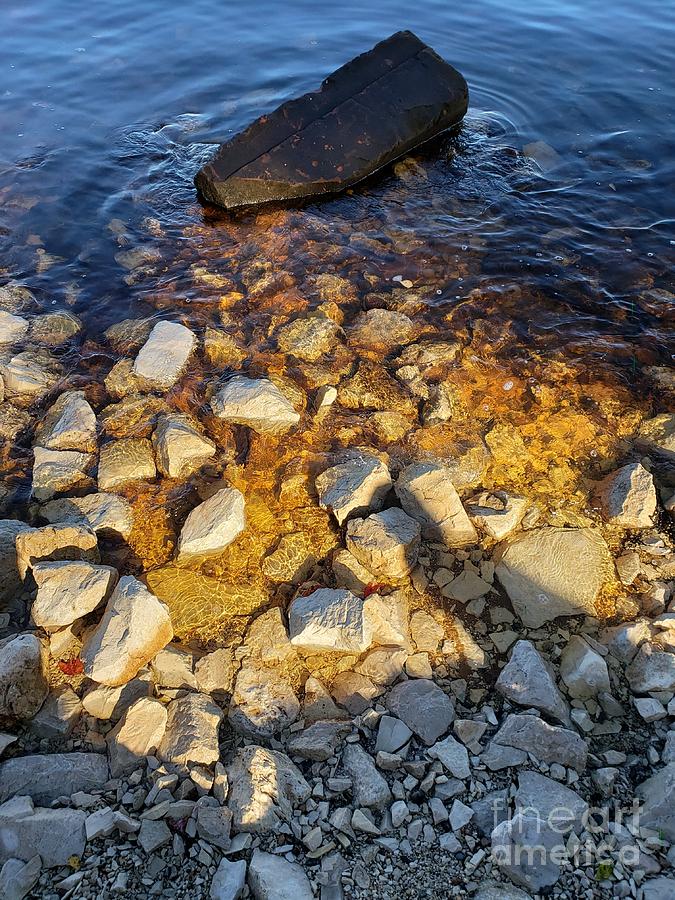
<box><xmin>195</xmin><ymin>31</ymin><xmax>468</xmax><ymax>209</ymax></box>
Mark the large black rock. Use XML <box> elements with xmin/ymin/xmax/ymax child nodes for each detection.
<box><xmin>195</xmin><ymin>31</ymin><xmax>468</xmax><ymax>210</ymax></box>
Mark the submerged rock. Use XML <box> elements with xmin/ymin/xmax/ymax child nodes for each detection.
<box><xmin>276</xmin><ymin>315</ymin><xmax>342</xmax><ymax>361</ymax></box>
<box><xmin>132</xmin><ymin>320</ymin><xmax>196</xmax><ymax>390</ymax></box>
<box><xmin>97</xmin><ymin>438</ymin><xmax>157</xmax><ymax>491</ymax></box>
<box><xmin>210</xmin><ymin>376</ymin><xmax>300</xmax><ymax>435</ymax></box>
<box><xmin>195</xmin><ymin>31</ymin><xmax>468</xmax><ymax>209</ymax></box>
<box><xmin>40</xmin><ymin>492</ymin><xmax>134</xmax><ymax>538</ymax></box>
<box><xmin>152</xmin><ymin>414</ymin><xmax>216</xmax><ymax>479</ymax></box>
<box><xmin>0</xmin><ymin>310</ymin><xmax>29</xmax><ymax>345</ymax></box>
<box><xmin>31</xmin><ymin>447</ymin><xmax>93</xmax><ymax>501</ymax></box>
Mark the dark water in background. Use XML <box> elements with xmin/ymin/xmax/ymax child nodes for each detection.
<box><xmin>2</xmin><ymin>0</ymin><xmax>674</xmax><ymax>362</ymax></box>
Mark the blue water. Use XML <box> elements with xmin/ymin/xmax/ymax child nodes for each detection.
<box><xmin>2</xmin><ymin>0</ymin><xmax>674</xmax><ymax>358</ymax></box>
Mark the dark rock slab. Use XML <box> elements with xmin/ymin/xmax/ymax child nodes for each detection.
<box><xmin>195</xmin><ymin>30</ymin><xmax>468</xmax><ymax>210</ymax></box>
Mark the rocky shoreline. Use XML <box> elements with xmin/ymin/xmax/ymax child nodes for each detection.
<box><xmin>0</xmin><ymin>275</ymin><xmax>674</xmax><ymax>900</ymax></box>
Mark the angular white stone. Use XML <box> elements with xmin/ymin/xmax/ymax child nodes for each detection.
<box><xmin>210</xmin><ymin>856</ymin><xmax>246</xmax><ymax>900</ymax></box>
<box><xmin>132</xmin><ymin>320</ymin><xmax>196</xmax><ymax>389</ymax></box>
<box><xmin>210</xmin><ymin>376</ymin><xmax>300</xmax><ymax>435</ymax></box>
<box><xmin>346</xmin><ymin>507</ymin><xmax>421</xmax><ymax>580</ymax></box>
<box><xmin>626</xmin><ymin>643</ymin><xmax>675</xmax><ymax>693</ymax></box>
<box><xmin>31</xmin><ymin>447</ymin><xmax>93</xmax><ymax>501</ymax></box>
<box><xmin>176</xmin><ymin>486</ymin><xmax>245</xmax><ymax>561</ymax></box>
<box><xmin>0</xmin><ymin>310</ymin><xmax>29</xmax><ymax>345</ymax></box>
<box><xmin>16</xmin><ymin>523</ymin><xmax>99</xmax><ymax>581</ymax></box>
<box><xmin>247</xmin><ymin>850</ymin><xmax>314</xmax><ymax>900</ymax></box>
<box><xmin>31</xmin><ymin>560</ymin><xmax>117</xmax><ymax>630</ymax></box>
<box><xmin>496</xmin><ymin>639</ymin><xmax>570</xmax><ymax>724</ymax></box>
<box><xmin>81</xmin><ymin>576</ymin><xmax>173</xmax><ymax>686</ymax></box>
<box><xmin>0</xmin><ymin>634</ymin><xmax>48</xmax><ymax>720</ymax></box>
<box><xmin>228</xmin><ymin>667</ymin><xmax>299</xmax><ymax>739</ymax></box>
<box><xmin>158</xmin><ymin>693</ymin><xmax>222</xmax><ymax>769</ymax></box>
<box><xmin>226</xmin><ymin>746</ymin><xmax>310</xmax><ymax>833</ymax></box>
<box><xmin>0</xmin><ymin>797</ymin><xmax>86</xmax><ymax>868</ymax></box>
<box><xmin>40</xmin><ymin>492</ymin><xmax>134</xmax><ymax>538</ymax></box>
<box><xmin>0</xmin><ymin>753</ymin><xmax>109</xmax><ymax>805</ymax></box>
<box><xmin>315</xmin><ymin>452</ymin><xmax>392</xmax><ymax>525</ymax></box>
<box><xmin>152</xmin><ymin>414</ymin><xmax>216</xmax><ymax>479</ymax></box>
<box><xmin>0</xmin><ymin>352</ymin><xmax>59</xmax><ymax>401</ymax></box>
<box><xmin>81</xmin><ymin>669</ymin><xmax>153</xmax><ymax>721</ymax></box>
<box><xmin>106</xmin><ymin>697</ymin><xmax>168</xmax><ymax>777</ymax></box>
<box><xmin>595</xmin><ymin>462</ymin><xmax>657</xmax><ymax>528</ymax></box>
<box><xmin>0</xmin><ymin>853</ymin><xmax>41</xmax><ymax>898</ymax></box>
<box><xmin>467</xmin><ymin>490</ymin><xmax>528</xmax><ymax>540</ymax></box>
<box><xmin>149</xmin><ymin>645</ymin><xmax>196</xmax><ymax>690</ymax></box>
<box><xmin>288</xmin><ymin>588</ymin><xmax>371</xmax><ymax>652</ymax></box>
<box><xmin>495</xmin><ymin>527</ymin><xmax>610</xmax><ymax>627</ymax></box>
<box><xmin>559</xmin><ymin>635</ymin><xmax>610</xmax><ymax>698</ymax></box>
<box><xmin>395</xmin><ymin>462</ymin><xmax>478</xmax><ymax>547</ymax></box>
<box><xmin>34</xmin><ymin>391</ymin><xmax>97</xmax><ymax>452</ymax></box>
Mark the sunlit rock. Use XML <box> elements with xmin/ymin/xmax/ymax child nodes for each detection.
<box><xmin>315</xmin><ymin>451</ymin><xmax>392</xmax><ymax>525</ymax></box>
<box><xmin>594</xmin><ymin>462</ymin><xmax>657</xmax><ymax>528</ymax></box>
<box><xmin>346</xmin><ymin>507</ymin><xmax>420</xmax><ymax>579</ymax></box>
<box><xmin>152</xmin><ymin>413</ymin><xmax>216</xmax><ymax>479</ymax></box>
<box><xmin>228</xmin><ymin>666</ymin><xmax>299</xmax><ymax>738</ymax></box>
<box><xmin>97</xmin><ymin>438</ymin><xmax>156</xmax><ymax>491</ymax></box>
<box><xmin>106</xmin><ymin>697</ymin><xmax>168</xmax><ymax>777</ymax></box>
<box><xmin>16</xmin><ymin>523</ymin><xmax>99</xmax><ymax>580</ymax></box>
<box><xmin>0</xmin><ymin>350</ymin><xmax>62</xmax><ymax>402</ymax></box>
<box><xmin>227</xmin><ymin>746</ymin><xmax>310</xmax><ymax>833</ymax></box>
<box><xmin>494</xmin><ymin>527</ymin><xmax>611</xmax><ymax>627</ymax></box>
<box><xmin>467</xmin><ymin>490</ymin><xmax>528</xmax><ymax>540</ymax></box>
<box><xmin>0</xmin><ymin>634</ymin><xmax>48</xmax><ymax>720</ymax></box>
<box><xmin>288</xmin><ymin>587</ymin><xmax>371</xmax><ymax>652</ymax></box>
<box><xmin>176</xmin><ymin>486</ymin><xmax>245</xmax><ymax>562</ymax></box>
<box><xmin>81</xmin><ymin>576</ymin><xmax>173</xmax><ymax>686</ymax></box>
<box><xmin>158</xmin><ymin>692</ymin><xmax>222</xmax><ymax>769</ymax></box>
<box><xmin>31</xmin><ymin>447</ymin><xmax>93</xmax><ymax>501</ymax></box>
<box><xmin>31</xmin><ymin>560</ymin><xmax>117</xmax><ymax>630</ymax></box>
<box><xmin>132</xmin><ymin>320</ymin><xmax>196</xmax><ymax>390</ymax></box>
<box><xmin>0</xmin><ymin>310</ymin><xmax>29</xmax><ymax>345</ymax></box>
<box><xmin>210</xmin><ymin>375</ymin><xmax>300</xmax><ymax>435</ymax></box>
<box><xmin>395</xmin><ymin>461</ymin><xmax>477</xmax><ymax>547</ymax></box>
<box><xmin>40</xmin><ymin>492</ymin><xmax>134</xmax><ymax>539</ymax></box>
<box><xmin>348</xmin><ymin>308</ymin><xmax>416</xmax><ymax>354</ymax></box>
<box><xmin>33</xmin><ymin>390</ymin><xmax>97</xmax><ymax>452</ymax></box>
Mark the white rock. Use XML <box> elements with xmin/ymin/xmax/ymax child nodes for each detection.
<box><xmin>559</xmin><ymin>635</ymin><xmax>610</xmax><ymax>698</ymax></box>
<box><xmin>106</xmin><ymin>697</ymin><xmax>168</xmax><ymax>777</ymax></box>
<box><xmin>495</xmin><ymin>639</ymin><xmax>570</xmax><ymax>724</ymax></box>
<box><xmin>40</xmin><ymin>492</ymin><xmax>133</xmax><ymax>538</ymax></box>
<box><xmin>158</xmin><ymin>693</ymin><xmax>222</xmax><ymax>769</ymax></box>
<box><xmin>449</xmin><ymin>799</ymin><xmax>473</xmax><ymax>831</ymax></box>
<box><xmin>626</xmin><ymin>643</ymin><xmax>675</xmax><ymax>693</ymax></box>
<box><xmin>176</xmin><ymin>487</ymin><xmax>245</xmax><ymax>562</ymax></box>
<box><xmin>133</xmin><ymin>320</ymin><xmax>196</xmax><ymax>389</ymax></box>
<box><xmin>16</xmin><ymin>522</ymin><xmax>99</xmax><ymax>580</ymax></box>
<box><xmin>634</xmin><ymin>696</ymin><xmax>666</xmax><ymax>722</ymax></box>
<box><xmin>31</xmin><ymin>447</ymin><xmax>93</xmax><ymax>501</ymax></box>
<box><xmin>228</xmin><ymin>667</ymin><xmax>299</xmax><ymax>738</ymax></box>
<box><xmin>636</xmin><ymin>764</ymin><xmax>675</xmax><ymax>842</ymax></box>
<box><xmin>0</xmin><ymin>352</ymin><xmax>60</xmax><ymax>401</ymax></box>
<box><xmin>195</xmin><ymin>648</ymin><xmax>235</xmax><ymax>694</ymax></box>
<box><xmin>152</xmin><ymin>414</ymin><xmax>216</xmax><ymax>479</ymax></box>
<box><xmin>0</xmin><ymin>753</ymin><xmax>108</xmax><ymax>805</ymax></box>
<box><xmin>315</xmin><ymin>452</ymin><xmax>392</xmax><ymax>524</ymax></box>
<box><xmin>0</xmin><ymin>854</ymin><xmax>41</xmax><ymax>899</ymax></box>
<box><xmin>97</xmin><ymin>438</ymin><xmax>156</xmax><ymax>492</ymax></box>
<box><xmin>342</xmin><ymin>744</ymin><xmax>391</xmax><ymax>808</ymax></box>
<box><xmin>346</xmin><ymin>507</ymin><xmax>420</xmax><ymax>579</ymax></box>
<box><xmin>227</xmin><ymin>746</ymin><xmax>310</xmax><ymax>833</ymax></box>
<box><xmin>288</xmin><ymin>588</ymin><xmax>371</xmax><ymax>652</ymax></box>
<box><xmin>355</xmin><ymin>647</ymin><xmax>407</xmax><ymax>685</ymax></box>
<box><xmin>30</xmin><ymin>686</ymin><xmax>81</xmax><ymax>739</ymax></box>
<box><xmin>363</xmin><ymin>591</ymin><xmax>410</xmax><ymax>648</ymax></box>
<box><xmin>81</xmin><ymin>576</ymin><xmax>173</xmax><ymax>686</ymax></box>
<box><xmin>491</xmin><ymin>811</ymin><xmax>561</xmax><ymax>891</ymax></box>
<box><xmin>210</xmin><ymin>857</ymin><xmax>246</xmax><ymax>900</ymax></box>
<box><xmin>390</xmin><ymin>799</ymin><xmax>409</xmax><ymax>828</ymax></box>
<box><xmin>595</xmin><ymin>462</ymin><xmax>657</xmax><ymax>528</ymax></box>
<box><xmin>150</xmin><ymin>644</ymin><xmax>196</xmax><ymax>689</ymax></box>
<box><xmin>386</xmin><ymin>679</ymin><xmax>454</xmax><ymax>745</ymax></box>
<box><xmin>515</xmin><ymin>770</ymin><xmax>588</xmax><ymax>834</ymax></box>
<box><xmin>31</xmin><ymin>560</ymin><xmax>117</xmax><ymax>630</ymax></box>
<box><xmin>493</xmin><ymin>713</ymin><xmax>588</xmax><ymax>771</ymax></box>
<box><xmin>599</xmin><ymin>619</ymin><xmax>651</xmax><ymax>664</ymax></box>
<box><xmin>210</xmin><ymin>376</ymin><xmax>300</xmax><ymax>435</ymax></box>
<box><xmin>81</xmin><ymin>669</ymin><xmax>153</xmax><ymax>721</ymax></box>
<box><xmin>0</xmin><ymin>310</ymin><xmax>29</xmax><ymax>345</ymax></box>
<box><xmin>467</xmin><ymin>490</ymin><xmax>528</xmax><ymax>540</ymax></box>
<box><xmin>34</xmin><ymin>391</ymin><xmax>97</xmax><ymax>452</ymax></box>
<box><xmin>0</xmin><ymin>634</ymin><xmax>48</xmax><ymax>720</ymax></box>
<box><xmin>495</xmin><ymin>527</ymin><xmax>610</xmax><ymax>627</ymax></box>
<box><xmin>0</xmin><ymin>796</ymin><xmax>86</xmax><ymax>868</ymax></box>
<box><xmin>395</xmin><ymin>462</ymin><xmax>477</xmax><ymax>547</ymax></box>
<box><xmin>247</xmin><ymin>850</ymin><xmax>314</xmax><ymax>900</ymax></box>
<box><xmin>428</xmin><ymin>735</ymin><xmax>470</xmax><ymax>779</ymax></box>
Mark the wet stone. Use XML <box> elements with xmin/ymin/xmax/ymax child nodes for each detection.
<box><xmin>276</xmin><ymin>314</ymin><xmax>342</xmax><ymax>361</ymax></box>
<box><xmin>346</xmin><ymin>507</ymin><xmax>421</xmax><ymax>580</ymax></box>
<box><xmin>395</xmin><ymin>461</ymin><xmax>478</xmax><ymax>547</ymax></box>
<box><xmin>33</xmin><ymin>390</ymin><xmax>97</xmax><ymax>452</ymax></box>
<box><xmin>152</xmin><ymin>413</ymin><xmax>216</xmax><ymax>479</ymax></box>
<box><xmin>176</xmin><ymin>486</ymin><xmax>246</xmax><ymax>562</ymax></box>
<box><xmin>31</xmin><ymin>447</ymin><xmax>93</xmax><ymax>501</ymax></box>
<box><xmin>0</xmin><ymin>310</ymin><xmax>29</xmax><ymax>345</ymax></box>
<box><xmin>594</xmin><ymin>462</ymin><xmax>657</xmax><ymax>528</ymax></box>
<box><xmin>132</xmin><ymin>320</ymin><xmax>196</xmax><ymax>390</ymax></box>
<box><xmin>97</xmin><ymin>438</ymin><xmax>157</xmax><ymax>491</ymax></box>
<box><xmin>29</xmin><ymin>311</ymin><xmax>81</xmax><ymax>346</ymax></box>
<box><xmin>315</xmin><ymin>451</ymin><xmax>392</xmax><ymax>525</ymax></box>
<box><xmin>210</xmin><ymin>375</ymin><xmax>300</xmax><ymax>435</ymax></box>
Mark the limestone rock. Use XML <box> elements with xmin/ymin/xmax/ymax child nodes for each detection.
<box><xmin>0</xmin><ymin>854</ymin><xmax>41</xmax><ymax>899</ymax></box>
<box><xmin>626</xmin><ymin>643</ymin><xmax>675</xmax><ymax>693</ymax></box>
<box><xmin>492</xmin><ymin>811</ymin><xmax>562</xmax><ymax>891</ymax></box>
<box><xmin>0</xmin><ymin>797</ymin><xmax>86</xmax><ymax>868</ymax></box>
<box><xmin>34</xmin><ymin>391</ymin><xmax>97</xmax><ymax>452</ymax></box>
<box><xmin>332</xmin><ymin>549</ymin><xmax>376</xmax><ymax>593</ymax></box>
<box><xmin>0</xmin><ymin>351</ymin><xmax>61</xmax><ymax>402</ymax></box>
<box><xmin>495</xmin><ymin>640</ymin><xmax>570</xmax><ymax>725</ymax></box>
<box><xmin>176</xmin><ymin>487</ymin><xmax>245</xmax><ymax>562</ymax></box>
<box><xmin>31</xmin><ymin>447</ymin><xmax>93</xmax><ymax>501</ymax></box>
<box><xmin>30</xmin><ymin>686</ymin><xmax>81</xmax><ymax>739</ymax></box>
<box><xmin>0</xmin><ymin>310</ymin><xmax>29</xmax><ymax>345</ymax></box>
<box><xmin>428</xmin><ymin>734</ymin><xmax>470</xmax><ymax>779</ymax></box>
<box><xmin>97</xmin><ymin>438</ymin><xmax>156</xmax><ymax>491</ymax></box>
<box><xmin>16</xmin><ymin>523</ymin><xmax>99</xmax><ymax>580</ymax></box>
<box><xmin>595</xmin><ymin>462</ymin><xmax>657</xmax><ymax>528</ymax></box>
<box><xmin>247</xmin><ymin>850</ymin><xmax>314</xmax><ymax>900</ymax></box>
<box><xmin>493</xmin><ymin>713</ymin><xmax>587</xmax><ymax>771</ymax></box>
<box><xmin>288</xmin><ymin>588</ymin><xmax>371</xmax><ymax>652</ymax></box>
<box><xmin>196</xmin><ymin>804</ymin><xmax>232</xmax><ymax>851</ymax></box>
<box><xmin>0</xmin><ymin>753</ymin><xmax>108</xmax><ymax>805</ymax></box>
<box><xmin>355</xmin><ymin>647</ymin><xmax>407</xmax><ymax>685</ymax></box>
<box><xmin>227</xmin><ymin>746</ymin><xmax>310</xmax><ymax>833</ymax></box>
<box><xmin>495</xmin><ymin>527</ymin><xmax>610</xmax><ymax>627</ymax></box>
<box><xmin>516</xmin><ymin>770</ymin><xmax>588</xmax><ymax>834</ymax></box>
<box><xmin>636</xmin><ymin>764</ymin><xmax>675</xmax><ymax>842</ymax></box>
<box><xmin>467</xmin><ymin>491</ymin><xmax>528</xmax><ymax>540</ymax></box>
<box><xmin>81</xmin><ymin>576</ymin><xmax>173</xmax><ymax>686</ymax></box>
<box><xmin>303</xmin><ymin>676</ymin><xmax>346</xmax><ymax>723</ymax></box>
<box><xmin>331</xmin><ymin>671</ymin><xmax>383</xmax><ymax>715</ymax></box>
<box><xmin>210</xmin><ymin>857</ymin><xmax>246</xmax><ymax>900</ymax></box>
<box><xmin>386</xmin><ymin>679</ymin><xmax>454</xmax><ymax>745</ymax></box>
<box><xmin>375</xmin><ymin>715</ymin><xmax>413</xmax><ymax>754</ymax></box>
<box><xmin>152</xmin><ymin>414</ymin><xmax>216</xmax><ymax>479</ymax></box>
<box><xmin>31</xmin><ymin>560</ymin><xmax>117</xmax><ymax>630</ymax></box>
<box><xmin>474</xmin><ymin>882</ymin><xmax>534</xmax><ymax>900</ymax></box>
<box><xmin>349</xmin><ymin>308</ymin><xmax>416</xmax><ymax>354</ymax></box>
<box><xmin>195</xmin><ymin>649</ymin><xmax>235</xmax><ymax>694</ymax></box>
<box><xmin>81</xmin><ymin>669</ymin><xmax>153</xmax><ymax>721</ymax></box>
<box><xmin>363</xmin><ymin>590</ymin><xmax>410</xmax><ymax>647</ymax></box>
<box><xmin>241</xmin><ymin>608</ymin><xmax>295</xmax><ymax>665</ymax></box>
<box><xmin>210</xmin><ymin>376</ymin><xmax>300</xmax><ymax>435</ymax></box>
<box><xmin>229</xmin><ymin>667</ymin><xmax>299</xmax><ymax>739</ymax></box>
<box><xmin>158</xmin><ymin>693</ymin><xmax>223</xmax><ymax>769</ymax></box>
<box><xmin>346</xmin><ymin>507</ymin><xmax>420</xmax><ymax>579</ymax></box>
<box><xmin>395</xmin><ymin>462</ymin><xmax>477</xmax><ymax>547</ymax></box>
<box><xmin>106</xmin><ymin>697</ymin><xmax>168</xmax><ymax>777</ymax></box>
<box><xmin>276</xmin><ymin>315</ymin><xmax>342</xmax><ymax>361</ymax></box>
<box><xmin>315</xmin><ymin>452</ymin><xmax>392</xmax><ymax>525</ymax></box>
<box><xmin>132</xmin><ymin>320</ymin><xmax>196</xmax><ymax>390</ymax></box>
<box><xmin>637</xmin><ymin>413</ymin><xmax>675</xmax><ymax>466</ymax></box>
<box><xmin>30</xmin><ymin>311</ymin><xmax>81</xmax><ymax>346</ymax></box>
<box><xmin>149</xmin><ymin>644</ymin><xmax>196</xmax><ymax>689</ymax></box>
<box><xmin>599</xmin><ymin>620</ymin><xmax>651</xmax><ymax>664</ymax></box>
<box><xmin>40</xmin><ymin>492</ymin><xmax>134</xmax><ymax>539</ymax></box>
<box><xmin>342</xmin><ymin>743</ymin><xmax>391</xmax><ymax>808</ymax></box>
<box><xmin>286</xmin><ymin>720</ymin><xmax>350</xmax><ymax>761</ymax></box>
<box><xmin>559</xmin><ymin>636</ymin><xmax>610</xmax><ymax>698</ymax></box>
<box><xmin>0</xmin><ymin>634</ymin><xmax>48</xmax><ymax>720</ymax></box>
<box><xmin>410</xmin><ymin>610</ymin><xmax>444</xmax><ymax>652</ymax></box>
<box><xmin>0</xmin><ymin>520</ymin><xmax>32</xmax><ymax>604</ymax></box>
